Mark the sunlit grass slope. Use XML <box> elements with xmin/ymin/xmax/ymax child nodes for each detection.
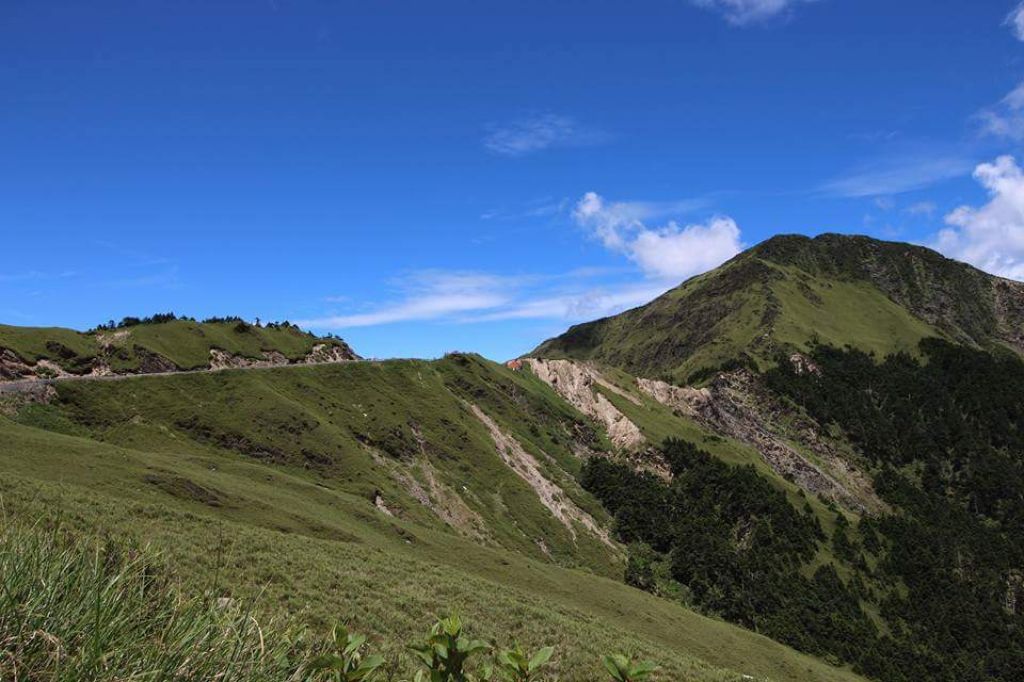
<box><xmin>0</xmin><ymin>357</ymin><xmax>865</xmax><ymax>682</ymax></box>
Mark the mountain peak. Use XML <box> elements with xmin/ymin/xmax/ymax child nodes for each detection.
<box><xmin>532</xmin><ymin>233</ymin><xmax>1024</xmax><ymax>382</ymax></box>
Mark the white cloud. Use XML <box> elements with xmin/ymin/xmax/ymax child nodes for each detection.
<box><xmin>977</xmin><ymin>81</ymin><xmax>1024</xmax><ymax>141</ymax></box>
<box><xmin>690</xmin><ymin>0</ymin><xmax>815</xmax><ymax>25</ymax></box>
<box><xmin>1007</xmin><ymin>2</ymin><xmax>1024</xmax><ymax>41</ymax></box>
<box><xmin>483</xmin><ymin>114</ymin><xmax>603</xmax><ymax>157</ymax></box>
<box><xmin>573</xmin><ymin>192</ymin><xmax>743</xmax><ymax>280</ymax></box>
<box><xmin>822</xmin><ymin>155</ymin><xmax>972</xmax><ymax>197</ymax></box>
<box><xmin>934</xmin><ymin>156</ymin><xmax>1024</xmax><ymax>280</ymax></box>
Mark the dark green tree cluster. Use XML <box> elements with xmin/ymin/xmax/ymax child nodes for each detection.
<box><xmin>582</xmin><ymin>440</ymin><xmax>883</xmax><ymax>668</ymax></box>
<box><xmin>763</xmin><ymin>339</ymin><xmax>1024</xmax><ymax>680</ymax></box>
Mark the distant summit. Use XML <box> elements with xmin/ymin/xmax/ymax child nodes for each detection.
<box><xmin>531</xmin><ymin>233</ymin><xmax>1024</xmax><ymax>382</ymax></box>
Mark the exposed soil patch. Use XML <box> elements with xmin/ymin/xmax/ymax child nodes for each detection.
<box><xmin>523</xmin><ymin>359</ymin><xmax>643</xmax><ymax>450</ymax></box>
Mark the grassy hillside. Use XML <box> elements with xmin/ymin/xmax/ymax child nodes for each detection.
<box><xmin>0</xmin><ymin>317</ymin><xmax>355</xmax><ymax>376</ymax></box>
<box><xmin>531</xmin><ymin>234</ymin><xmax>1023</xmax><ymax>382</ymax></box>
<box><xmin>0</xmin><ymin>358</ymin><xmax>865</xmax><ymax>682</ymax></box>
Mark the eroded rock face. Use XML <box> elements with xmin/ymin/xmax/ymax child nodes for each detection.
<box><xmin>0</xmin><ymin>349</ymin><xmax>34</xmax><ymax>380</ymax></box>
<box><xmin>209</xmin><ymin>349</ymin><xmax>288</xmax><ymax>370</ymax></box>
<box><xmin>0</xmin><ymin>351</ymin><xmax>73</xmax><ymax>381</ymax></box>
<box><xmin>304</xmin><ymin>342</ymin><xmax>360</xmax><ymax>363</ymax></box>
<box><xmin>638</xmin><ymin>371</ymin><xmax>884</xmax><ymax>514</ymax></box>
<box><xmin>995</xmin><ymin>279</ymin><xmax>1024</xmax><ymax>355</ymax></box>
<box><xmin>208</xmin><ymin>343</ymin><xmax>358</xmax><ymax>371</ymax></box>
<box><xmin>522</xmin><ymin>358</ymin><xmax>644</xmax><ymax>450</ymax></box>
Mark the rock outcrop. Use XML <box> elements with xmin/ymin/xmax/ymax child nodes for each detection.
<box><xmin>638</xmin><ymin>371</ymin><xmax>883</xmax><ymax>513</ymax></box>
<box><xmin>522</xmin><ymin>358</ymin><xmax>644</xmax><ymax>450</ymax></box>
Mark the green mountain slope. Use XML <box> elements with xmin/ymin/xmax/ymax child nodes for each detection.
<box><xmin>0</xmin><ymin>356</ymin><xmax>864</xmax><ymax>682</ymax></box>
<box><xmin>531</xmin><ymin>234</ymin><xmax>1024</xmax><ymax>382</ymax></box>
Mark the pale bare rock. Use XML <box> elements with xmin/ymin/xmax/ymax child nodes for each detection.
<box><xmin>638</xmin><ymin>371</ymin><xmax>884</xmax><ymax>514</ymax></box>
<box><xmin>303</xmin><ymin>342</ymin><xmax>360</xmax><ymax>364</ymax></box>
<box><xmin>523</xmin><ymin>358</ymin><xmax>644</xmax><ymax>450</ymax></box>
<box><xmin>33</xmin><ymin>359</ymin><xmax>69</xmax><ymax>379</ymax></box>
<box><xmin>788</xmin><ymin>352</ymin><xmax>821</xmax><ymax>376</ymax></box>
<box><xmin>468</xmin><ymin>402</ymin><xmax>615</xmax><ymax>548</ymax></box>
<box><xmin>95</xmin><ymin>329</ymin><xmax>131</xmax><ymax>349</ymax></box>
<box><xmin>372</xmin><ymin>490</ymin><xmax>395</xmax><ymax>517</ymax></box>
<box><xmin>208</xmin><ymin>349</ymin><xmax>290</xmax><ymax>370</ymax></box>
<box><xmin>89</xmin><ymin>360</ymin><xmax>113</xmax><ymax>377</ymax></box>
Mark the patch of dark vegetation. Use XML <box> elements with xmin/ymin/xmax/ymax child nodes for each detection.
<box><xmin>175</xmin><ymin>415</ymin><xmax>292</xmax><ymax>464</ymax></box>
<box><xmin>93</xmin><ymin>312</ymin><xmax>190</xmax><ymax>331</ymax></box>
<box><xmin>143</xmin><ymin>473</ymin><xmax>226</xmax><ymax>507</ymax></box>
<box><xmin>761</xmin><ymin>338</ymin><xmax>1024</xmax><ymax>681</ymax></box>
<box><xmin>684</xmin><ymin>352</ymin><xmax>759</xmax><ymax>386</ymax></box>
<box><xmin>352</xmin><ymin>422</ymin><xmax>426</xmax><ymax>460</ymax></box>
<box><xmin>134</xmin><ymin>346</ymin><xmax>178</xmax><ymax>374</ymax></box>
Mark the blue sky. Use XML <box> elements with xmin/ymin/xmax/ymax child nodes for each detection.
<box><xmin>4</xmin><ymin>0</ymin><xmax>1024</xmax><ymax>360</ymax></box>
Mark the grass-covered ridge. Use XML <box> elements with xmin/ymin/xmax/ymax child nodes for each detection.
<box><xmin>0</xmin><ymin>315</ymin><xmax>356</xmax><ymax>377</ymax></box>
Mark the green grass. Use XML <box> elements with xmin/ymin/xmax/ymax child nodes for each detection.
<box><xmin>768</xmin><ymin>267</ymin><xmax>940</xmax><ymax>360</ymax></box>
<box><xmin>0</xmin><ymin>520</ymin><xmax>302</xmax><ymax>681</ymax></box>
<box><xmin>0</xmin><ymin>319</ymin><xmax>349</xmax><ymax>374</ymax></box>
<box><xmin>0</xmin><ymin>357</ymin><xmax>866</xmax><ymax>682</ymax></box>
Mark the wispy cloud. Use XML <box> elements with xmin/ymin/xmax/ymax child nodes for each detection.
<box><xmin>480</xmin><ymin>197</ymin><xmax>571</xmax><ymax>221</ymax></box>
<box><xmin>298</xmin><ymin>272</ymin><xmax>518</xmax><ymax>329</ymax></box>
<box><xmin>905</xmin><ymin>201</ymin><xmax>937</xmax><ymax>217</ymax></box>
<box><xmin>821</xmin><ymin>154</ymin><xmax>973</xmax><ymax>197</ymax></box>
<box><xmin>470</xmin><ymin>282</ymin><xmax>670</xmax><ymax>323</ymax></box>
<box><xmin>0</xmin><ymin>270</ymin><xmax>77</xmax><ymax>284</ymax></box>
<box><xmin>934</xmin><ymin>156</ymin><xmax>1024</xmax><ymax>281</ymax></box>
<box><xmin>976</xmin><ymin>81</ymin><xmax>1024</xmax><ymax>141</ymax></box>
<box><xmin>690</xmin><ymin>0</ymin><xmax>818</xmax><ymax>26</ymax></box>
<box><xmin>300</xmin><ymin>267</ymin><xmax>674</xmax><ymax>332</ymax></box>
<box><xmin>1007</xmin><ymin>2</ymin><xmax>1024</xmax><ymax>41</ymax></box>
<box><xmin>483</xmin><ymin>113</ymin><xmax>605</xmax><ymax>157</ymax></box>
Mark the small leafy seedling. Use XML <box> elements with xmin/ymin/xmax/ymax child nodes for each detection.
<box><xmin>306</xmin><ymin>623</ymin><xmax>384</xmax><ymax>681</ymax></box>
<box><xmin>602</xmin><ymin>654</ymin><xmax>658</xmax><ymax>682</ymax></box>
<box><xmin>492</xmin><ymin>643</ymin><xmax>555</xmax><ymax>681</ymax></box>
<box><xmin>409</xmin><ymin>615</ymin><xmax>491</xmax><ymax>682</ymax></box>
